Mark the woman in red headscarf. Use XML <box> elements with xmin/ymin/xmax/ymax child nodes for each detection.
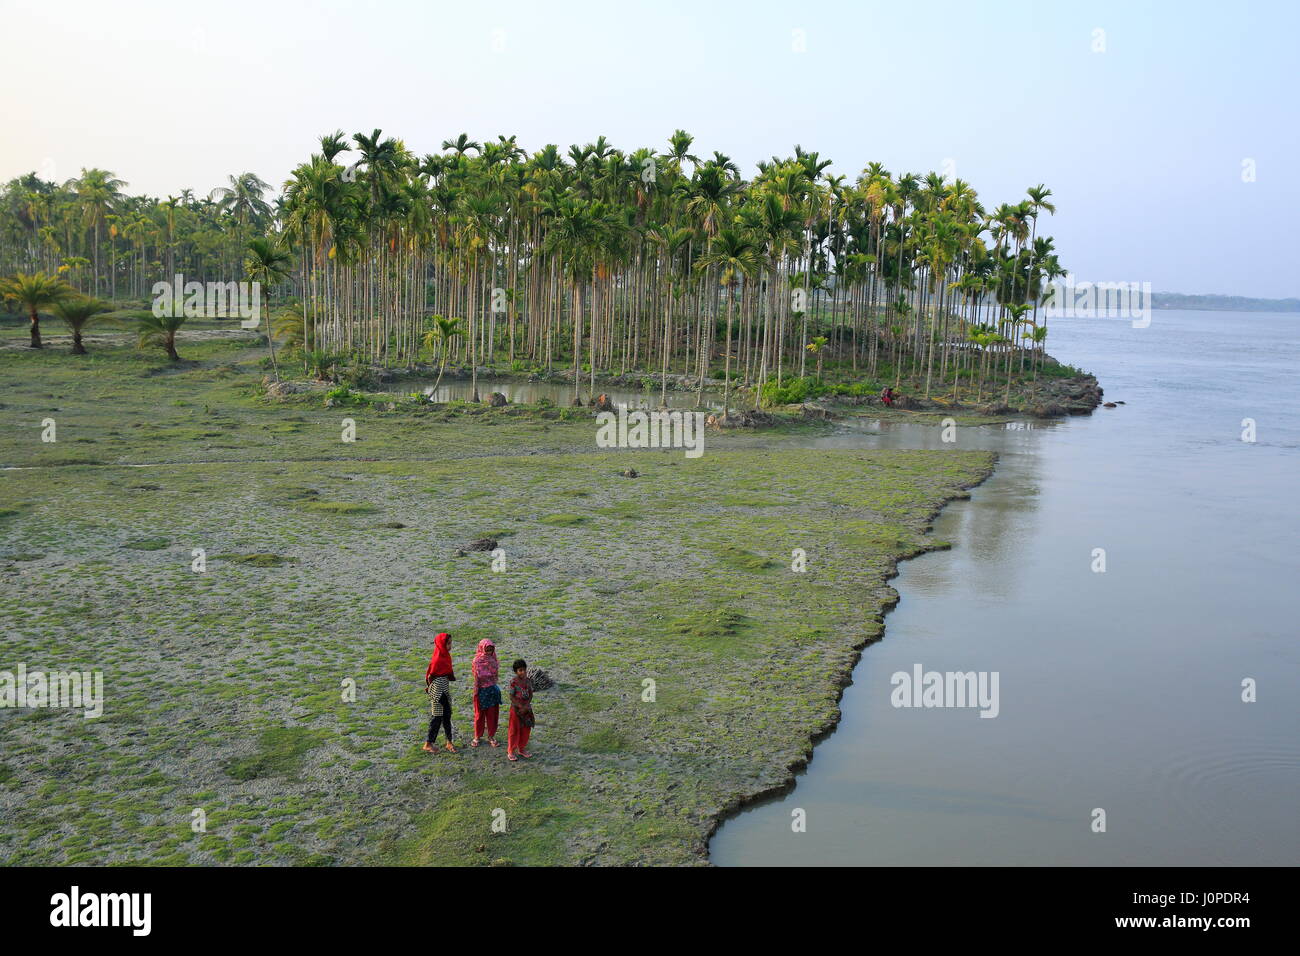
<box><xmin>423</xmin><ymin>633</ymin><xmax>457</xmax><ymax>753</ymax></box>
<box><xmin>469</xmin><ymin>639</ymin><xmax>501</xmax><ymax>748</ymax></box>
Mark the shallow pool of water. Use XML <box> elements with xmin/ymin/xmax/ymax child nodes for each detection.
<box><xmin>408</xmin><ymin>378</ymin><xmax>725</xmax><ymax>411</ymax></box>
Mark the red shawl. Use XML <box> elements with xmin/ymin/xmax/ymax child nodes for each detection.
<box><xmin>425</xmin><ymin>632</ymin><xmax>455</xmax><ymax>682</ymax></box>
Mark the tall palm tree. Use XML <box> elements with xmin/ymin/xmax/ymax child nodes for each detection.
<box><xmin>70</xmin><ymin>169</ymin><xmax>125</xmax><ymax>296</ymax></box>
<box><xmin>422</xmin><ymin>314</ymin><xmax>465</xmax><ymax>396</ymax></box>
<box><xmin>1003</xmin><ymin>303</ymin><xmax>1032</xmax><ymax>403</ymax></box>
<box><xmin>754</xmin><ymin>191</ymin><xmax>802</xmax><ymax>405</ymax></box>
<box><xmin>807</xmin><ymin>335</ymin><xmax>829</xmax><ymax>381</ymax></box>
<box><xmin>698</xmin><ymin>227</ymin><xmax>760</xmax><ymax>416</ymax></box>
<box><xmin>244</xmin><ymin>237</ymin><xmax>292</xmax><ymax>380</ymax></box>
<box><xmin>1025</xmin><ymin>324</ymin><xmax>1048</xmax><ymax>377</ymax></box>
<box><xmin>211</xmin><ymin>173</ymin><xmax>272</xmax><ymax>275</ymax></box>
<box><xmin>543</xmin><ymin>196</ymin><xmax>605</xmax><ymax>401</ymax></box>
<box><xmin>441</xmin><ymin>134</ymin><xmax>481</xmax><ymax>158</ymax></box>
<box><xmin>319</xmin><ymin>130</ymin><xmax>350</xmax><ymax>163</ymax></box>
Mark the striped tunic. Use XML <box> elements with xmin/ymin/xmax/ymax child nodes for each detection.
<box><xmin>427</xmin><ymin>676</ymin><xmax>449</xmax><ymax>717</ymax></box>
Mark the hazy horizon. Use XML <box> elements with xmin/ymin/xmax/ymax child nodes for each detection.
<box><xmin>2</xmin><ymin>0</ymin><xmax>1296</xmax><ymax>298</ymax></box>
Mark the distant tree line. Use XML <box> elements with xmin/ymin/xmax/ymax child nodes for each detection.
<box><xmin>1151</xmin><ymin>293</ymin><xmax>1300</xmax><ymax>313</ymax></box>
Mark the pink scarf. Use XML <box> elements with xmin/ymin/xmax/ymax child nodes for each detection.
<box><xmin>472</xmin><ymin>639</ymin><xmax>499</xmax><ymax>687</ymax></box>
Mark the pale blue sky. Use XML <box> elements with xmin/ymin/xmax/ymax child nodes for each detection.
<box><xmin>2</xmin><ymin>0</ymin><xmax>1296</xmax><ymax>296</ymax></box>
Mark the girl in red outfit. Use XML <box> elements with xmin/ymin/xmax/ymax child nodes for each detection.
<box><xmin>506</xmin><ymin>658</ymin><xmax>534</xmax><ymax>761</ymax></box>
<box><xmin>423</xmin><ymin>632</ymin><xmax>457</xmax><ymax>753</ymax></box>
<box><xmin>469</xmin><ymin>639</ymin><xmax>501</xmax><ymax>748</ymax></box>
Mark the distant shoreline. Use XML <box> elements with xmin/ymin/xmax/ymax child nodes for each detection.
<box><xmin>1152</xmin><ymin>293</ymin><xmax>1300</xmax><ymax>313</ymax></box>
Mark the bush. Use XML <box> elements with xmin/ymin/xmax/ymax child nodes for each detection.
<box><xmin>303</xmin><ymin>349</ymin><xmax>341</xmax><ymax>381</ymax></box>
<box><xmin>759</xmin><ymin>376</ymin><xmax>829</xmax><ymax>405</ymax></box>
<box><xmin>338</xmin><ymin>361</ymin><xmax>377</xmax><ymax>390</ymax></box>
<box><xmin>324</xmin><ymin>385</ymin><xmax>367</xmax><ymax>407</ymax></box>
<box><xmin>827</xmin><ymin>381</ymin><xmax>879</xmax><ymax>397</ymax></box>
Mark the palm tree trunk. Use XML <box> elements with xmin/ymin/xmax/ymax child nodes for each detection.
<box><xmin>722</xmin><ymin>286</ymin><xmax>734</xmax><ymax>416</ymax></box>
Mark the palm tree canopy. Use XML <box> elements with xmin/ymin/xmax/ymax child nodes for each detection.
<box><xmin>53</xmin><ymin>295</ymin><xmax>113</xmax><ymax>329</ymax></box>
<box><xmin>0</xmin><ymin>271</ymin><xmax>73</xmax><ymax>309</ymax></box>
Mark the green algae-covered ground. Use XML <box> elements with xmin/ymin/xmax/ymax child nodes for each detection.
<box><xmin>0</xmin><ymin>336</ymin><xmax>994</xmax><ymax>865</ymax></box>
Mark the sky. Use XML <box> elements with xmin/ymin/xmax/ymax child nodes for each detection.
<box><xmin>2</xmin><ymin>0</ymin><xmax>1297</xmax><ymax>297</ymax></box>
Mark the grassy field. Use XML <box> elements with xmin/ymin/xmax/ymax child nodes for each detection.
<box><xmin>0</xmin><ymin>334</ymin><xmax>995</xmax><ymax>865</ymax></box>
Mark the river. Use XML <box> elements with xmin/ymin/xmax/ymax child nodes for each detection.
<box><xmin>711</xmin><ymin>309</ymin><xmax>1300</xmax><ymax>866</ymax></box>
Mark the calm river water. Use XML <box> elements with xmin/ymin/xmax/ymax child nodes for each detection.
<box><xmin>711</xmin><ymin>310</ymin><xmax>1300</xmax><ymax>866</ymax></box>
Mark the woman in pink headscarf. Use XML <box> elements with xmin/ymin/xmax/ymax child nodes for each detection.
<box><xmin>469</xmin><ymin>638</ymin><xmax>501</xmax><ymax>748</ymax></box>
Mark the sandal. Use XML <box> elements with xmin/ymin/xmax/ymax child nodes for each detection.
<box><xmin>507</xmin><ymin>752</ymin><xmax>517</xmax><ymax>762</ymax></box>
<box><xmin>517</xmin><ymin>750</ymin><xmax>532</xmax><ymax>759</ymax></box>
<box><xmin>489</xmin><ymin>738</ymin><xmax>500</xmax><ymax>748</ymax></box>
<box><xmin>444</xmin><ymin>742</ymin><xmax>457</xmax><ymax>753</ymax></box>
<box><xmin>470</xmin><ymin>738</ymin><xmax>480</xmax><ymax>748</ymax></box>
<box><xmin>422</xmin><ymin>742</ymin><xmax>434</xmax><ymax>752</ymax></box>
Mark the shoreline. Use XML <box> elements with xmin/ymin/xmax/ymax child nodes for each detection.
<box><xmin>701</xmin><ymin>461</ymin><xmax>999</xmax><ymax>864</ymax></box>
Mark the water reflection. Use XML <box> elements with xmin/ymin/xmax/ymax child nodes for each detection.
<box><xmin>409</xmin><ymin>378</ymin><xmax>724</xmax><ymax>411</ymax></box>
